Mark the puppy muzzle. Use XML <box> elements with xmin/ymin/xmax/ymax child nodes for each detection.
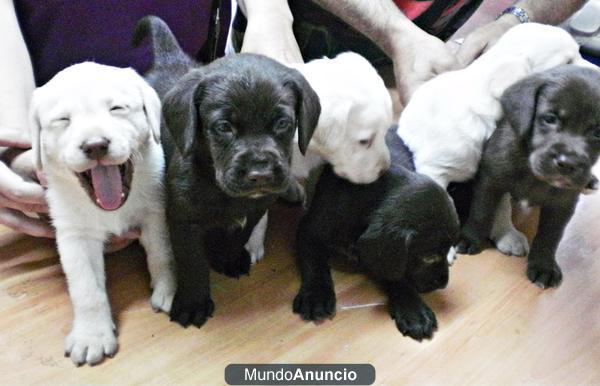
<box><xmin>219</xmin><ymin>149</ymin><xmax>289</xmax><ymax>197</ymax></box>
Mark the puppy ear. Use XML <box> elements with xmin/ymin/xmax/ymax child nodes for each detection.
<box><xmin>500</xmin><ymin>73</ymin><xmax>548</xmax><ymax>137</ymax></box>
<box><xmin>29</xmin><ymin>91</ymin><xmax>43</xmax><ymax>170</ymax></box>
<box><xmin>135</xmin><ymin>74</ymin><xmax>162</xmax><ymax>144</ymax></box>
<box><xmin>162</xmin><ymin>70</ymin><xmax>205</xmax><ymax>155</ymax></box>
<box><xmin>285</xmin><ymin>68</ymin><xmax>321</xmax><ymax>155</ymax></box>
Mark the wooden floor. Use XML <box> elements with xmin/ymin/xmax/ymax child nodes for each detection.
<box><xmin>0</xmin><ymin>173</ymin><xmax>599</xmax><ymax>385</ymax></box>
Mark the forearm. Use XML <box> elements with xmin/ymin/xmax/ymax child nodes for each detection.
<box><xmin>0</xmin><ymin>0</ymin><xmax>35</xmax><ymax>129</ymax></box>
<box><xmin>240</xmin><ymin>0</ymin><xmax>293</xmax><ymax>23</ymax></box>
<box><xmin>516</xmin><ymin>0</ymin><xmax>587</xmax><ymax>24</ymax></box>
<box><xmin>310</xmin><ymin>0</ymin><xmax>418</xmax><ymax>56</ymax></box>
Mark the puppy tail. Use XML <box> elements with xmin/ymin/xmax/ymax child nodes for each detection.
<box><xmin>133</xmin><ymin>15</ymin><xmax>191</xmax><ymax>70</ymax></box>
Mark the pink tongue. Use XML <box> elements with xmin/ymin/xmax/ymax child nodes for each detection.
<box><xmin>90</xmin><ymin>165</ymin><xmax>123</xmax><ymax>210</ymax></box>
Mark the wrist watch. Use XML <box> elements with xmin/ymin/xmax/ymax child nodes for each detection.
<box><xmin>499</xmin><ymin>6</ymin><xmax>531</xmax><ymax>23</ymax></box>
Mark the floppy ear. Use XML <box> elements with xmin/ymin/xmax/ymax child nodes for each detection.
<box><xmin>355</xmin><ymin>217</ymin><xmax>415</xmax><ymax>282</ymax></box>
<box><xmin>29</xmin><ymin>91</ymin><xmax>43</xmax><ymax>170</ymax></box>
<box><xmin>134</xmin><ymin>74</ymin><xmax>162</xmax><ymax>144</ymax></box>
<box><xmin>162</xmin><ymin>70</ymin><xmax>205</xmax><ymax>155</ymax></box>
<box><xmin>285</xmin><ymin>68</ymin><xmax>321</xmax><ymax>155</ymax></box>
<box><xmin>500</xmin><ymin>73</ymin><xmax>548</xmax><ymax>137</ymax></box>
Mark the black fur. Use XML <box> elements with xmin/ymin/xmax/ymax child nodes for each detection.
<box><xmin>294</xmin><ymin>130</ymin><xmax>459</xmax><ymax>341</ymax></box>
<box><xmin>457</xmin><ymin>65</ymin><xmax>600</xmax><ymax>289</ymax></box>
<box><xmin>136</xmin><ymin>16</ymin><xmax>321</xmax><ymax>328</ymax></box>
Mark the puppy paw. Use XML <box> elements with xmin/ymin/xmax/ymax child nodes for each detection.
<box><xmin>150</xmin><ymin>278</ymin><xmax>176</xmax><ymax>313</ymax></box>
<box><xmin>446</xmin><ymin>246</ymin><xmax>458</xmax><ymax>265</ymax></box>
<box><xmin>390</xmin><ymin>301</ymin><xmax>437</xmax><ymax>342</ymax></box>
<box><xmin>527</xmin><ymin>260</ymin><xmax>562</xmax><ymax>289</ymax></box>
<box><xmin>293</xmin><ymin>285</ymin><xmax>336</xmax><ymax>321</ymax></box>
<box><xmin>213</xmin><ymin>249</ymin><xmax>252</xmax><ymax>278</ymax></box>
<box><xmin>65</xmin><ymin>325</ymin><xmax>117</xmax><ymax>366</ymax></box>
<box><xmin>456</xmin><ymin>226</ymin><xmax>486</xmax><ymax>255</ymax></box>
<box><xmin>279</xmin><ymin>181</ymin><xmax>306</xmax><ymax>208</ymax></box>
<box><xmin>247</xmin><ymin>244</ymin><xmax>265</xmax><ymax>265</ymax></box>
<box><xmin>493</xmin><ymin>228</ymin><xmax>529</xmax><ymax>257</ymax></box>
<box><xmin>170</xmin><ymin>290</ymin><xmax>215</xmax><ymax>328</ymax></box>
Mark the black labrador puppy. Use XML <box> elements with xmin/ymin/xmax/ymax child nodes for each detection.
<box><xmin>458</xmin><ymin>65</ymin><xmax>600</xmax><ymax>288</ymax></box>
<box><xmin>135</xmin><ymin>16</ymin><xmax>321</xmax><ymax>327</ymax></box>
<box><xmin>294</xmin><ymin>129</ymin><xmax>459</xmax><ymax>341</ymax></box>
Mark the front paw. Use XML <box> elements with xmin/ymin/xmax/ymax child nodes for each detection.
<box><xmin>151</xmin><ymin>278</ymin><xmax>176</xmax><ymax>313</ymax></box>
<box><xmin>212</xmin><ymin>249</ymin><xmax>251</xmax><ymax>278</ymax></box>
<box><xmin>527</xmin><ymin>259</ymin><xmax>562</xmax><ymax>289</ymax></box>
<box><xmin>170</xmin><ymin>290</ymin><xmax>215</xmax><ymax>328</ymax></box>
<box><xmin>456</xmin><ymin>226</ymin><xmax>486</xmax><ymax>255</ymax></box>
<box><xmin>65</xmin><ymin>324</ymin><xmax>117</xmax><ymax>366</ymax></box>
<box><xmin>280</xmin><ymin>180</ymin><xmax>306</xmax><ymax>207</ymax></box>
<box><xmin>390</xmin><ymin>300</ymin><xmax>437</xmax><ymax>342</ymax></box>
<box><xmin>293</xmin><ymin>284</ymin><xmax>336</xmax><ymax>321</ymax></box>
<box><xmin>493</xmin><ymin>228</ymin><xmax>529</xmax><ymax>257</ymax></box>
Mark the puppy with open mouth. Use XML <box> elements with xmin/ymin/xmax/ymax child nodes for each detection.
<box><xmin>135</xmin><ymin>16</ymin><xmax>320</xmax><ymax>328</ymax></box>
<box><xmin>458</xmin><ymin>65</ymin><xmax>600</xmax><ymax>289</ymax></box>
<box><xmin>29</xmin><ymin>62</ymin><xmax>176</xmax><ymax>366</ymax></box>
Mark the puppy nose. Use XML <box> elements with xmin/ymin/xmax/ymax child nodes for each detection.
<box><xmin>246</xmin><ymin>169</ymin><xmax>274</xmax><ymax>185</ymax></box>
<box><xmin>553</xmin><ymin>154</ymin><xmax>585</xmax><ymax>173</ymax></box>
<box><xmin>81</xmin><ymin>138</ymin><xmax>110</xmax><ymax>160</ymax></box>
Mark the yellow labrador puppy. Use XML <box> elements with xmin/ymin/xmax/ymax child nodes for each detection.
<box><xmin>245</xmin><ymin>52</ymin><xmax>394</xmax><ymax>263</ymax></box>
<box><xmin>396</xmin><ymin>23</ymin><xmax>590</xmax><ymax>261</ymax></box>
<box><xmin>29</xmin><ymin>62</ymin><xmax>176</xmax><ymax>366</ymax></box>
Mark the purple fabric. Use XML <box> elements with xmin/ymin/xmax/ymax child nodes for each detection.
<box><xmin>15</xmin><ymin>0</ymin><xmax>230</xmax><ymax>86</ymax></box>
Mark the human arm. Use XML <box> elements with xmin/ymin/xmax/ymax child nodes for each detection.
<box><xmin>456</xmin><ymin>0</ymin><xmax>588</xmax><ymax>66</ymax></box>
<box><xmin>238</xmin><ymin>0</ymin><xmax>303</xmax><ymax>64</ymax></box>
<box><xmin>310</xmin><ymin>0</ymin><xmax>457</xmax><ymax>104</ymax></box>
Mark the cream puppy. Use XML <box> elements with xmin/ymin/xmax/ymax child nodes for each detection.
<box><xmin>30</xmin><ymin>62</ymin><xmax>176</xmax><ymax>366</ymax></box>
<box><xmin>396</xmin><ymin>23</ymin><xmax>586</xmax><ymax>259</ymax></box>
<box><xmin>245</xmin><ymin>52</ymin><xmax>394</xmax><ymax>262</ymax></box>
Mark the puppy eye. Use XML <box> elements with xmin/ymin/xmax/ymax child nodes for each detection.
<box><xmin>51</xmin><ymin>117</ymin><xmax>70</xmax><ymax>126</ymax></box>
<box><xmin>422</xmin><ymin>255</ymin><xmax>442</xmax><ymax>264</ymax></box>
<box><xmin>213</xmin><ymin>121</ymin><xmax>234</xmax><ymax>135</ymax></box>
<box><xmin>110</xmin><ymin>105</ymin><xmax>127</xmax><ymax>113</ymax></box>
<box><xmin>541</xmin><ymin>113</ymin><xmax>559</xmax><ymax>125</ymax></box>
<box><xmin>358</xmin><ymin>135</ymin><xmax>374</xmax><ymax>148</ymax></box>
<box><xmin>274</xmin><ymin>118</ymin><xmax>292</xmax><ymax>133</ymax></box>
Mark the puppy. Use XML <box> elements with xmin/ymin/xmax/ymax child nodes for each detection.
<box><xmin>136</xmin><ymin>16</ymin><xmax>321</xmax><ymax>327</ymax></box>
<box><xmin>246</xmin><ymin>52</ymin><xmax>394</xmax><ymax>263</ymax></box>
<box><xmin>397</xmin><ymin>23</ymin><xmax>587</xmax><ymax>258</ymax></box>
<box><xmin>29</xmin><ymin>63</ymin><xmax>176</xmax><ymax>365</ymax></box>
<box><xmin>457</xmin><ymin>65</ymin><xmax>600</xmax><ymax>289</ymax></box>
<box><xmin>294</xmin><ymin>134</ymin><xmax>459</xmax><ymax>341</ymax></box>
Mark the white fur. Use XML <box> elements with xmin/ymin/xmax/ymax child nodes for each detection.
<box><xmin>396</xmin><ymin>24</ymin><xmax>584</xmax><ymax>261</ymax></box>
<box><xmin>30</xmin><ymin>63</ymin><xmax>176</xmax><ymax>366</ymax></box>
<box><xmin>398</xmin><ymin>23</ymin><xmax>583</xmax><ymax>189</ymax></box>
<box><xmin>247</xmin><ymin>53</ymin><xmax>394</xmax><ymax>262</ymax></box>
<box><xmin>291</xmin><ymin>52</ymin><xmax>393</xmax><ymax>184</ymax></box>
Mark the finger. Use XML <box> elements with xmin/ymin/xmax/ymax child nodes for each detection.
<box><xmin>0</xmin><ymin>193</ymin><xmax>48</xmax><ymax>213</ymax></box>
<box><xmin>0</xmin><ymin>162</ymin><xmax>46</xmax><ymax>204</ymax></box>
<box><xmin>456</xmin><ymin>38</ymin><xmax>486</xmax><ymax>68</ymax></box>
<box><xmin>0</xmin><ymin>208</ymin><xmax>55</xmax><ymax>238</ymax></box>
<box><xmin>10</xmin><ymin>150</ymin><xmax>37</xmax><ymax>180</ymax></box>
<box><xmin>0</xmin><ymin>127</ymin><xmax>31</xmax><ymax>148</ymax></box>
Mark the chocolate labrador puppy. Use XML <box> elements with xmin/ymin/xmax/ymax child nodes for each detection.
<box><xmin>135</xmin><ymin>16</ymin><xmax>320</xmax><ymax>327</ymax></box>
<box><xmin>458</xmin><ymin>65</ymin><xmax>600</xmax><ymax>288</ymax></box>
<box><xmin>293</xmin><ymin>130</ymin><xmax>459</xmax><ymax>341</ymax></box>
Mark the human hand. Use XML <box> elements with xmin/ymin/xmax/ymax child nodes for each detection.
<box><xmin>390</xmin><ymin>27</ymin><xmax>458</xmax><ymax>105</ymax></box>
<box><xmin>239</xmin><ymin>0</ymin><xmax>303</xmax><ymax>64</ymax></box>
<box><xmin>0</xmin><ymin>140</ymin><xmax>53</xmax><ymax>237</ymax></box>
<box><xmin>455</xmin><ymin>15</ymin><xmax>520</xmax><ymax>68</ymax></box>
